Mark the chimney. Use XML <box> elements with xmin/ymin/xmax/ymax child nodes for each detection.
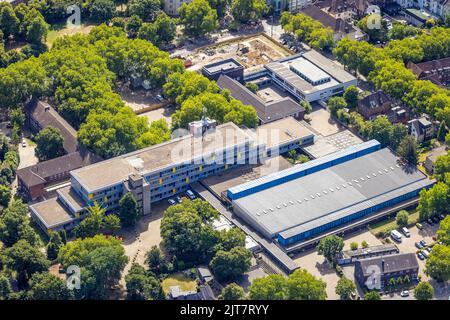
<box><xmin>381</xmin><ymin>259</ymin><xmax>385</xmax><ymax>272</ymax></box>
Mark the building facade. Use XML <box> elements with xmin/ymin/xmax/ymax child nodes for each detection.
<box><xmin>355</xmin><ymin>253</ymin><xmax>419</xmax><ymax>289</ymax></box>
<box><xmin>30</xmin><ymin>118</ymin><xmax>314</xmax><ymax>233</ymax></box>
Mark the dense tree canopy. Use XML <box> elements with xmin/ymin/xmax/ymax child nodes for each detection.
<box><xmin>27</xmin><ymin>272</ymin><xmax>74</xmax><ymax>300</ymax></box>
<box><xmin>281</xmin><ymin>12</ymin><xmax>333</xmax><ymax>50</ymax></box>
<box><xmin>209</xmin><ymin>246</ymin><xmax>252</xmax><ymax>282</ymax></box>
<box><xmin>127</xmin><ymin>0</ymin><xmax>162</xmax><ymax>21</ymax></box>
<box><xmin>414</xmin><ymin>282</ymin><xmax>434</xmax><ymax>300</ymax></box>
<box><xmin>220</xmin><ymin>283</ymin><xmax>245</xmax><ymax>300</ymax></box>
<box><xmin>425</xmin><ymin>244</ymin><xmax>450</xmax><ymax>282</ymax></box>
<box><xmin>317</xmin><ymin>235</ymin><xmax>344</xmax><ymax>264</ymax></box>
<box><xmin>34</xmin><ymin>126</ymin><xmax>65</xmax><ymax>161</ymax></box>
<box><xmin>178</xmin><ymin>0</ymin><xmax>219</xmax><ymax>37</ymax></box>
<box><xmin>230</xmin><ymin>0</ymin><xmax>268</xmax><ymax>24</ymax></box>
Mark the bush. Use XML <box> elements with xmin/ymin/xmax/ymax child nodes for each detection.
<box><xmin>350</xmin><ymin>242</ymin><xmax>358</xmax><ymax>250</ymax></box>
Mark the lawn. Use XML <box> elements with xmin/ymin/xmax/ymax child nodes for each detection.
<box><xmin>369</xmin><ymin>211</ymin><xmax>420</xmax><ymax>238</ymax></box>
<box><xmin>46</xmin><ymin>23</ymin><xmax>96</xmax><ymax>47</ymax></box>
<box><xmin>161</xmin><ymin>272</ymin><xmax>198</xmax><ymax>295</ymax></box>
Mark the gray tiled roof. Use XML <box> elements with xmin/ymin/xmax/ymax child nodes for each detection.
<box><xmin>356</xmin><ymin>253</ymin><xmax>419</xmax><ymax>276</ymax></box>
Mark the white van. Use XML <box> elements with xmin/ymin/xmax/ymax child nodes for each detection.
<box><xmin>401</xmin><ymin>227</ymin><xmax>410</xmax><ymax>237</ymax></box>
<box><xmin>391</xmin><ymin>230</ymin><xmax>403</xmax><ymax>242</ymax></box>
<box><xmin>186</xmin><ymin>189</ymin><xmax>196</xmax><ymax>200</ymax></box>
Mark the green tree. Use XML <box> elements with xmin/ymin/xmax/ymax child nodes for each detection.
<box><xmin>437</xmin><ymin>121</ymin><xmax>447</xmax><ymax>142</ymax></box>
<box><xmin>27</xmin><ymin>272</ymin><xmax>74</xmax><ymax>300</ymax></box>
<box><xmin>418</xmin><ymin>182</ymin><xmax>449</xmax><ymax>220</ymax></box>
<box><xmin>361</xmin><ymin>240</ymin><xmax>369</xmax><ymax>249</ymax></box>
<box><xmin>231</xmin><ymin>0</ymin><xmax>268</xmax><ymax>24</ymax></box>
<box><xmin>3</xmin><ymin>239</ymin><xmax>50</xmax><ymax>288</ymax></box>
<box><xmin>414</xmin><ymin>282</ymin><xmax>434</xmax><ymax>300</ymax></box>
<box><xmin>208</xmin><ymin>0</ymin><xmax>230</xmax><ymax>17</ymax></box>
<box><xmin>249</xmin><ymin>274</ymin><xmax>287</xmax><ymax>300</ymax></box>
<box><xmin>0</xmin><ymin>5</ymin><xmax>19</xmax><ymax>39</ymax></box>
<box><xmin>220</xmin><ymin>283</ymin><xmax>245</xmax><ymax>300</ymax></box>
<box><xmin>178</xmin><ymin>0</ymin><xmax>219</xmax><ymax>37</ymax></box>
<box><xmin>125</xmin><ymin>263</ymin><xmax>165</xmax><ymax>300</ymax></box>
<box><xmin>425</xmin><ymin>244</ymin><xmax>450</xmax><ymax>282</ymax></box>
<box><xmin>161</xmin><ymin>199</ymin><xmax>220</xmax><ymax>264</ymax></box>
<box><xmin>74</xmin><ymin>201</ymin><xmax>105</xmax><ymax>238</ymax></box>
<box><xmin>343</xmin><ymin>86</ymin><xmax>359</xmax><ymax>108</ymax></box>
<box><xmin>0</xmin><ymin>184</ymin><xmax>11</xmax><ymax>207</ymax></box>
<box><xmin>88</xmin><ymin>0</ymin><xmax>117</xmax><ymax>22</ymax></box>
<box><xmin>146</xmin><ymin>245</ymin><xmax>166</xmax><ymax>274</ymax></box>
<box><xmin>0</xmin><ymin>274</ymin><xmax>12</xmax><ymax>300</ymax></box>
<box><xmin>58</xmin><ymin>235</ymin><xmax>128</xmax><ymax>298</ymax></box>
<box><xmin>437</xmin><ymin>216</ymin><xmax>450</xmax><ymax>246</ymax></box>
<box><xmin>335</xmin><ymin>276</ymin><xmax>356</xmax><ymax>300</ymax></box>
<box><xmin>364</xmin><ymin>291</ymin><xmax>381</xmax><ymax>300</ymax></box>
<box><xmin>245</xmin><ymin>82</ymin><xmax>258</xmax><ymax>93</ymax></box>
<box><xmin>358</xmin><ymin>15</ymin><xmax>388</xmax><ymax>42</ymax></box>
<box><xmin>25</xmin><ymin>15</ymin><xmax>49</xmax><ymax>45</ymax></box>
<box><xmin>286</xmin><ymin>269</ymin><xmax>327</xmax><ymax>300</ymax></box>
<box><xmin>396</xmin><ymin>210</ymin><xmax>409</xmax><ymax>228</ymax></box>
<box><xmin>127</xmin><ymin>0</ymin><xmax>162</xmax><ymax>21</ymax></box>
<box><xmin>118</xmin><ymin>192</ymin><xmax>140</xmax><ymax>227</ymax></box>
<box><xmin>35</xmin><ymin>126</ymin><xmax>65</xmax><ymax>161</ymax></box>
<box><xmin>138</xmin><ymin>13</ymin><xmax>176</xmax><ymax>47</ymax></box>
<box><xmin>317</xmin><ymin>235</ymin><xmax>344</xmax><ymax>264</ymax></box>
<box><xmin>101</xmin><ymin>214</ymin><xmax>121</xmax><ymax>233</ymax></box>
<box><xmin>209</xmin><ymin>246</ymin><xmax>252</xmax><ymax>282</ymax></box>
<box><xmin>328</xmin><ymin>96</ymin><xmax>347</xmax><ymax>117</ymax></box>
<box><xmin>350</xmin><ymin>242</ymin><xmax>358</xmax><ymax>250</ymax></box>
<box><xmin>0</xmin><ymin>199</ymin><xmax>39</xmax><ymax>247</ymax></box>
<box><xmin>125</xmin><ymin>14</ymin><xmax>143</xmax><ymax>37</ymax></box>
<box><xmin>10</xmin><ymin>108</ymin><xmax>25</xmax><ymax>130</ymax></box>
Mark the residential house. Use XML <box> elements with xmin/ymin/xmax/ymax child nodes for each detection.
<box><xmin>300</xmin><ymin>5</ymin><xmax>368</xmax><ymax>42</ymax></box>
<box><xmin>408</xmin><ymin>115</ymin><xmax>437</xmax><ymax>143</ymax></box>
<box><xmin>395</xmin><ymin>0</ymin><xmax>450</xmax><ymax>19</ymax></box>
<box><xmin>424</xmin><ymin>145</ymin><xmax>448</xmax><ymax>173</ymax></box>
<box><xmin>168</xmin><ymin>285</ymin><xmax>199</xmax><ymax>300</ymax></box>
<box><xmin>357</xmin><ymin>90</ymin><xmax>393</xmax><ymax>120</ymax></box>
<box><xmin>16</xmin><ymin>150</ymin><xmax>100</xmax><ymax>201</ymax></box>
<box><xmin>354</xmin><ymin>253</ymin><xmax>419</xmax><ymax>289</ymax></box>
<box><xmin>314</xmin><ymin>0</ymin><xmax>369</xmax><ymax>20</ymax></box>
<box><xmin>25</xmin><ymin>99</ymin><xmax>78</xmax><ymax>154</ymax></box>
<box><xmin>408</xmin><ymin>57</ymin><xmax>450</xmax><ymax>88</ymax></box>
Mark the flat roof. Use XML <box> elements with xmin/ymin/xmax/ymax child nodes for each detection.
<box><xmin>232</xmin><ymin>148</ymin><xmax>431</xmax><ymax>238</ymax></box>
<box><xmin>71</xmin><ymin>122</ymin><xmax>252</xmax><ymax>193</ymax></box>
<box><xmin>265</xmin><ymin>50</ymin><xmax>356</xmax><ymax>95</ymax></box>
<box><xmin>251</xmin><ymin>117</ymin><xmax>315</xmax><ymax>149</ymax></box>
<box><xmin>30</xmin><ymin>198</ymin><xmax>75</xmax><ymax>229</ymax></box>
<box><xmin>57</xmin><ymin>185</ymin><xmax>87</xmax><ymax>213</ymax></box>
<box><xmin>203</xmin><ymin>58</ymin><xmax>243</xmax><ymax>74</ymax></box>
<box><xmin>289</xmin><ymin>58</ymin><xmax>330</xmax><ymax>83</ymax></box>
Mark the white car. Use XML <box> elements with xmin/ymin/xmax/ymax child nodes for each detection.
<box><xmin>168</xmin><ymin>199</ymin><xmax>176</xmax><ymax>205</ymax></box>
<box><xmin>400</xmin><ymin>290</ymin><xmax>409</xmax><ymax>297</ymax></box>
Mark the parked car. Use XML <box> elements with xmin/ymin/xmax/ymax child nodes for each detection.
<box><xmin>420</xmin><ymin>240</ymin><xmax>427</xmax><ymax>247</ymax></box>
<box><xmin>402</xmin><ymin>227</ymin><xmax>410</xmax><ymax>237</ymax></box>
<box><xmin>426</xmin><ymin>247</ymin><xmax>432</xmax><ymax>253</ymax></box>
<box><xmin>422</xmin><ymin>250</ymin><xmax>430</xmax><ymax>259</ymax></box>
<box><xmin>432</xmin><ymin>216</ymin><xmax>440</xmax><ymax>224</ymax></box>
<box><xmin>439</xmin><ymin>214</ymin><xmax>445</xmax><ymax>220</ymax></box>
<box><xmin>186</xmin><ymin>189</ymin><xmax>196</xmax><ymax>200</ymax></box>
<box><xmin>415</xmin><ymin>242</ymin><xmax>423</xmax><ymax>249</ymax></box>
<box><xmin>391</xmin><ymin>230</ymin><xmax>402</xmax><ymax>242</ymax></box>
<box><xmin>156</xmin><ymin>94</ymin><xmax>164</xmax><ymax>102</ymax></box>
<box><xmin>416</xmin><ymin>223</ymin><xmax>424</xmax><ymax>230</ymax></box>
<box><xmin>21</xmin><ymin>141</ymin><xmax>26</xmax><ymax>147</ymax></box>
<box><xmin>168</xmin><ymin>198</ymin><xmax>176</xmax><ymax>205</ymax></box>
<box><xmin>175</xmin><ymin>195</ymin><xmax>182</xmax><ymax>203</ymax></box>
<box><xmin>417</xmin><ymin>252</ymin><xmax>425</xmax><ymax>260</ymax></box>
<box><xmin>400</xmin><ymin>290</ymin><xmax>409</xmax><ymax>297</ymax></box>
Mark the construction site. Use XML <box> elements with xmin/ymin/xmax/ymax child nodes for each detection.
<box><xmin>186</xmin><ymin>33</ymin><xmax>293</xmax><ymax>72</ymax></box>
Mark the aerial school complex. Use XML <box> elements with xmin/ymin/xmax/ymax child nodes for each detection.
<box><xmin>29</xmin><ymin>46</ymin><xmax>435</xmax><ymax>273</ymax></box>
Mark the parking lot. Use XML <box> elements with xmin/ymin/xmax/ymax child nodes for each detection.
<box><xmin>393</xmin><ymin>222</ymin><xmax>440</xmax><ymax>280</ymax></box>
